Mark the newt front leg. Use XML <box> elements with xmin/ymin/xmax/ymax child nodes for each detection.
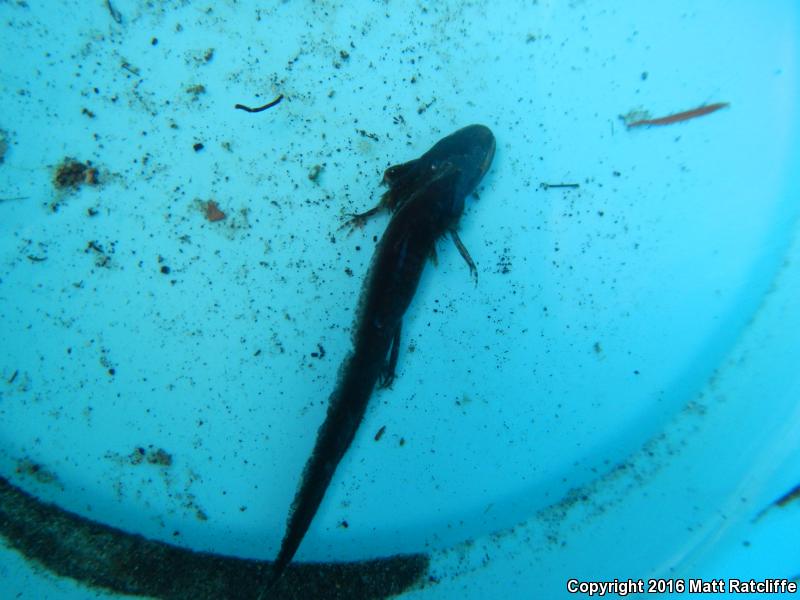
<box><xmin>340</xmin><ymin>202</ymin><xmax>385</xmax><ymax>233</ymax></box>
<box><xmin>340</xmin><ymin>182</ymin><xmax>409</xmax><ymax>234</ymax></box>
<box><xmin>450</xmin><ymin>229</ymin><xmax>478</xmax><ymax>285</ymax></box>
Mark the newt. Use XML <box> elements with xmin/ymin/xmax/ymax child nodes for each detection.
<box><xmin>268</xmin><ymin>124</ymin><xmax>496</xmax><ymax>588</ymax></box>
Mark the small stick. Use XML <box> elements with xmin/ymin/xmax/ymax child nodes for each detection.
<box><xmin>626</xmin><ymin>102</ymin><xmax>729</xmax><ymax>128</ymax></box>
<box><xmin>0</xmin><ymin>196</ymin><xmax>29</xmax><ymax>203</ymax></box>
<box><xmin>774</xmin><ymin>483</ymin><xmax>800</xmax><ymax>508</ymax></box>
<box><xmin>540</xmin><ymin>183</ymin><xmax>580</xmax><ymax>190</ymax></box>
<box><xmin>234</xmin><ymin>94</ymin><xmax>284</xmax><ymax>113</ymax></box>
<box><xmin>106</xmin><ymin>0</ymin><xmax>123</xmax><ymax>24</ymax></box>
<box><xmin>121</xmin><ymin>61</ymin><xmax>140</xmax><ymax>76</ymax></box>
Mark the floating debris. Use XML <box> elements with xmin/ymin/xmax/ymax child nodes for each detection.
<box><xmin>129</xmin><ymin>446</ymin><xmax>173</xmax><ymax>467</ymax></box>
<box><xmin>234</xmin><ymin>94</ymin><xmax>283</xmax><ymax>113</ymax></box>
<box><xmin>54</xmin><ymin>158</ymin><xmax>99</xmax><ymax>190</ymax></box>
<box><xmin>120</xmin><ymin>60</ymin><xmax>140</xmax><ymax>76</ymax></box>
<box><xmin>774</xmin><ymin>483</ymin><xmax>800</xmax><ymax>508</ymax></box>
<box><xmin>0</xmin><ymin>128</ymin><xmax>9</xmax><ymax>164</ymax></box>
<box><xmin>308</xmin><ymin>164</ymin><xmax>323</xmax><ymax>182</ymax></box>
<box><xmin>622</xmin><ymin>102</ymin><xmax>729</xmax><ymax>128</ymax></box>
<box><xmin>186</xmin><ymin>84</ymin><xmax>207</xmax><ymax>99</ymax></box>
<box><xmin>15</xmin><ymin>458</ymin><xmax>61</xmax><ymax>488</ymax></box>
<box><xmin>203</xmin><ymin>199</ymin><xmax>226</xmax><ymax>222</ymax></box>
<box><xmin>540</xmin><ymin>182</ymin><xmax>580</xmax><ymax>190</ymax></box>
<box><xmin>356</xmin><ymin>129</ymin><xmax>380</xmax><ymax>141</ymax></box>
<box><xmin>105</xmin><ymin>0</ymin><xmax>122</xmax><ymax>24</ymax></box>
<box><xmin>85</xmin><ymin>240</ymin><xmax>114</xmax><ymax>268</ymax></box>
<box><xmin>417</xmin><ymin>98</ymin><xmax>436</xmax><ymax>115</ymax></box>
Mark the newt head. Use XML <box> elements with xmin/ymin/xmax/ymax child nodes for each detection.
<box><xmin>379</xmin><ymin>124</ymin><xmax>495</xmax><ymax>214</ymax></box>
<box><xmin>423</xmin><ymin>124</ymin><xmax>495</xmax><ymax>213</ymax></box>
<box><xmin>444</xmin><ymin>124</ymin><xmax>495</xmax><ymax>198</ymax></box>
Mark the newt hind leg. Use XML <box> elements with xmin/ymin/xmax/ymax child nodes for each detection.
<box><xmin>377</xmin><ymin>323</ymin><xmax>402</xmax><ymax>389</ymax></box>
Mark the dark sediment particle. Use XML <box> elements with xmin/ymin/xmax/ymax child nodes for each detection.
<box><xmin>0</xmin><ymin>128</ymin><xmax>11</xmax><ymax>163</ymax></box>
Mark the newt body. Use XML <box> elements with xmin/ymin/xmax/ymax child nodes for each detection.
<box><xmin>269</xmin><ymin>124</ymin><xmax>495</xmax><ymax>587</ymax></box>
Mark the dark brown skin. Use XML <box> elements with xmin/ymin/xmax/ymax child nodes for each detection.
<box><xmin>268</xmin><ymin>125</ymin><xmax>496</xmax><ymax>590</ymax></box>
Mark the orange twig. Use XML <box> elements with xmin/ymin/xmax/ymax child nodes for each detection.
<box><xmin>626</xmin><ymin>102</ymin><xmax>729</xmax><ymax>128</ymax></box>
